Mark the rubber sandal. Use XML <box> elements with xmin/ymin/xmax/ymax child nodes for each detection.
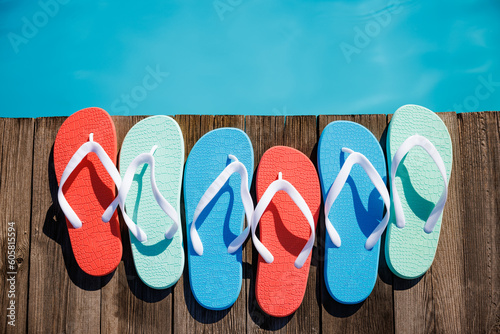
<box><xmin>385</xmin><ymin>104</ymin><xmax>453</xmax><ymax>279</ymax></box>
<box><xmin>103</xmin><ymin>115</ymin><xmax>185</xmax><ymax>289</ymax></box>
<box><xmin>318</xmin><ymin>121</ymin><xmax>390</xmax><ymax>304</ymax></box>
<box><xmin>54</xmin><ymin>107</ymin><xmax>122</xmax><ymax>276</ymax></box>
<box><xmin>252</xmin><ymin>146</ymin><xmax>321</xmax><ymax>317</ymax></box>
<box><xmin>184</xmin><ymin>128</ymin><xmax>254</xmax><ymax>310</ymax></box>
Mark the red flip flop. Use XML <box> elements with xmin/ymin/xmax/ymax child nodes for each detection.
<box><xmin>54</xmin><ymin>107</ymin><xmax>122</xmax><ymax>276</ymax></box>
<box><xmin>252</xmin><ymin>146</ymin><xmax>321</xmax><ymax>317</ymax></box>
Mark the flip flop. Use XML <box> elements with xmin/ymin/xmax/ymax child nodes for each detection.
<box><xmin>318</xmin><ymin>121</ymin><xmax>390</xmax><ymax>304</ymax></box>
<box><xmin>102</xmin><ymin>115</ymin><xmax>185</xmax><ymax>289</ymax></box>
<box><xmin>252</xmin><ymin>146</ymin><xmax>320</xmax><ymax>317</ymax></box>
<box><xmin>54</xmin><ymin>107</ymin><xmax>122</xmax><ymax>276</ymax></box>
<box><xmin>184</xmin><ymin>128</ymin><xmax>254</xmax><ymax>310</ymax></box>
<box><xmin>385</xmin><ymin>105</ymin><xmax>452</xmax><ymax>279</ymax></box>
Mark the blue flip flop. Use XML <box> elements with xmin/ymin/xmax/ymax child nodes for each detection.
<box><xmin>184</xmin><ymin>128</ymin><xmax>254</xmax><ymax>310</ymax></box>
<box><xmin>318</xmin><ymin>121</ymin><xmax>390</xmax><ymax>304</ymax></box>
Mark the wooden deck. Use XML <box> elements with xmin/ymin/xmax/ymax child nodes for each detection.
<box><xmin>0</xmin><ymin>112</ymin><xmax>499</xmax><ymax>333</ymax></box>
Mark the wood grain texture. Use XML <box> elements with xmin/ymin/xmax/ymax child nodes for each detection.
<box><xmin>458</xmin><ymin>112</ymin><xmax>500</xmax><ymax>333</ymax></box>
<box><xmin>388</xmin><ymin>109</ymin><xmax>432</xmax><ymax>334</ymax></box>
<box><xmin>173</xmin><ymin>115</ymin><xmax>247</xmax><ymax>334</ymax></box>
<box><xmin>173</xmin><ymin>115</ymin><xmax>204</xmax><ymax>333</ymax></box>
<box><xmin>0</xmin><ymin>119</ymin><xmax>34</xmax><ymax>334</ymax></box>
<box><xmin>391</xmin><ymin>112</ymin><xmax>471</xmax><ymax>334</ymax></box>
<box><xmin>28</xmin><ymin>117</ymin><xmax>101</xmax><ymax>333</ymax></box>
<box><xmin>318</xmin><ymin>115</ymin><xmax>394</xmax><ymax>334</ymax></box>
<box><xmin>432</xmin><ymin>112</ymin><xmax>466</xmax><ymax>333</ymax></box>
<box><xmin>245</xmin><ymin>116</ymin><xmax>320</xmax><ymax>333</ymax></box>
<box><xmin>100</xmin><ymin>115</ymin><xmax>175</xmax><ymax>334</ymax></box>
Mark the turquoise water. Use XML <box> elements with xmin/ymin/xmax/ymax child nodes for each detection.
<box><xmin>1</xmin><ymin>0</ymin><xmax>499</xmax><ymax>117</ymax></box>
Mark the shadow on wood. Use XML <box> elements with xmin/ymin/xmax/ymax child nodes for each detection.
<box><xmin>376</xmin><ymin>124</ymin><xmax>394</xmax><ymax>286</ymax></box>
<box><xmin>377</xmin><ymin>230</ymin><xmax>394</xmax><ymax>286</ymax></box>
<box><xmin>392</xmin><ymin>275</ymin><xmax>424</xmax><ymax>290</ymax></box>
<box><xmin>180</xmin><ymin>259</ymin><xmax>232</xmax><ymax>323</ymax></box>
<box><xmin>322</xmin><ymin>292</ymin><xmax>365</xmax><ymax>318</ymax></box>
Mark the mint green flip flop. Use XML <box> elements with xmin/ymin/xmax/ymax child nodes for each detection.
<box><xmin>385</xmin><ymin>105</ymin><xmax>452</xmax><ymax>279</ymax></box>
<box><xmin>103</xmin><ymin>115</ymin><xmax>185</xmax><ymax>289</ymax></box>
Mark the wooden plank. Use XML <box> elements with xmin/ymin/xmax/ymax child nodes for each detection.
<box><xmin>27</xmin><ymin>117</ymin><xmax>101</xmax><ymax>333</ymax></box>
<box><xmin>245</xmin><ymin>116</ymin><xmax>320</xmax><ymax>333</ymax></box>
<box><xmin>391</xmin><ymin>112</ymin><xmax>471</xmax><ymax>333</ymax></box>
<box><xmin>101</xmin><ymin>115</ymin><xmax>175</xmax><ymax>334</ymax></box>
<box><xmin>245</xmin><ymin>116</ymin><xmax>288</xmax><ymax>333</ymax></box>
<box><xmin>172</xmin><ymin>114</ymin><xmax>201</xmax><ymax>333</ymax></box>
<box><xmin>318</xmin><ymin>114</ymin><xmax>394</xmax><ymax>334</ymax></box>
<box><xmin>284</xmin><ymin>115</ymin><xmax>320</xmax><ymax>334</ymax></box>
<box><xmin>0</xmin><ymin>119</ymin><xmax>34</xmax><ymax>333</ymax></box>
<box><xmin>431</xmin><ymin>112</ymin><xmax>467</xmax><ymax>333</ymax></box>
<box><xmin>458</xmin><ymin>112</ymin><xmax>500</xmax><ymax>333</ymax></box>
<box><xmin>173</xmin><ymin>115</ymin><xmax>248</xmax><ymax>334</ymax></box>
<box><xmin>387</xmin><ymin>110</ymin><xmax>433</xmax><ymax>334</ymax></box>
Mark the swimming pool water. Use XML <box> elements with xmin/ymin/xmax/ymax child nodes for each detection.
<box><xmin>1</xmin><ymin>0</ymin><xmax>499</xmax><ymax>117</ymax></box>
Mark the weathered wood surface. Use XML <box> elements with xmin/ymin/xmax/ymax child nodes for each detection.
<box><xmin>0</xmin><ymin>119</ymin><xmax>34</xmax><ymax>334</ymax></box>
<box><xmin>100</xmin><ymin>116</ymin><xmax>175</xmax><ymax>334</ymax></box>
<box><xmin>458</xmin><ymin>112</ymin><xmax>500</xmax><ymax>334</ymax></box>
<box><xmin>173</xmin><ymin>115</ymin><xmax>248</xmax><ymax>334</ymax></box>
<box><xmin>0</xmin><ymin>112</ymin><xmax>498</xmax><ymax>333</ymax></box>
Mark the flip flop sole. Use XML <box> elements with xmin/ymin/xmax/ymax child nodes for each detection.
<box><xmin>184</xmin><ymin>128</ymin><xmax>253</xmax><ymax>310</ymax></box>
<box><xmin>255</xmin><ymin>146</ymin><xmax>320</xmax><ymax>317</ymax></box>
<box><xmin>119</xmin><ymin>115</ymin><xmax>185</xmax><ymax>289</ymax></box>
<box><xmin>54</xmin><ymin>107</ymin><xmax>122</xmax><ymax>276</ymax></box>
<box><xmin>386</xmin><ymin>105</ymin><xmax>453</xmax><ymax>279</ymax></box>
<box><xmin>318</xmin><ymin>121</ymin><xmax>387</xmax><ymax>304</ymax></box>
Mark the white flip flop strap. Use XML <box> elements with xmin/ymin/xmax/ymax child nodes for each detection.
<box><xmin>324</xmin><ymin>148</ymin><xmax>390</xmax><ymax>250</ymax></box>
<box><xmin>102</xmin><ymin>146</ymin><xmax>180</xmax><ymax>243</ymax></box>
<box><xmin>391</xmin><ymin>134</ymin><xmax>449</xmax><ymax>232</ymax></box>
<box><xmin>190</xmin><ymin>155</ymin><xmax>254</xmax><ymax>256</ymax></box>
<box><xmin>58</xmin><ymin>134</ymin><xmax>122</xmax><ymax>229</ymax></box>
<box><xmin>251</xmin><ymin>173</ymin><xmax>315</xmax><ymax>269</ymax></box>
